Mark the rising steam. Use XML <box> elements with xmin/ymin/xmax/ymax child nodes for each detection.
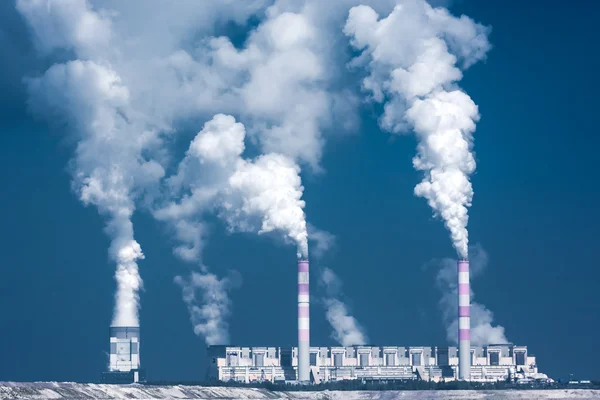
<box><xmin>174</xmin><ymin>270</ymin><xmax>240</xmax><ymax>345</ymax></box>
<box><xmin>158</xmin><ymin>113</ymin><xmax>309</xmax><ymax>260</ymax></box>
<box><xmin>434</xmin><ymin>244</ymin><xmax>508</xmax><ymax>346</ymax></box>
<box><xmin>17</xmin><ymin>0</ymin><xmax>494</xmax><ymax>343</ymax></box>
<box><xmin>23</xmin><ymin>58</ymin><xmax>164</xmax><ymax>327</ymax></box>
<box><xmin>320</xmin><ymin>268</ymin><xmax>369</xmax><ymax>346</ymax></box>
<box><xmin>310</xmin><ymin>225</ymin><xmax>368</xmax><ymax>346</ymax></box>
<box><xmin>226</xmin><ymin>154</ymin><xmax>309</xmax><ymax>259</ymax></box>
<box><xmin>344</xmin><ymin>0</ymin><xmax>491</xmax><ymax>258</ymax></box>
<box><xmin>155</xmin><ymin>114</ymin><xmax>309</xmax><ymax>342</ymax></box>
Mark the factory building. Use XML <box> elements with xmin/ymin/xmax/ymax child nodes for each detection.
<box><xmin>207</xmin><ymin>344</ymin><xmax>547</xmax><ymax>384</ymax></box>
<box><xmin>101</xmin><ymin>326</ymin><xmax>145</xmax><ymax>384</ymax></box>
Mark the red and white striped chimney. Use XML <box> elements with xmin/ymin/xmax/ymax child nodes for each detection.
<box><xmin>458</xmin><ymin>259</ymin><xmax>470</xmax><ymax>380</ymax></box>
<box><xmin>297</xmin><ymin>259</ymin><xmax>310</xmax><ymax>382</ymax></box>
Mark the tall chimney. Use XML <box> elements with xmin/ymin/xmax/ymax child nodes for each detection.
<box><xmin>458</xmin><ymin>259</ymin><xmax>470</xmax><ymax>380</ymax></box>
<box><xmin>298</xmin><ymin>259</ymin><xmax>310</xmax><ymax>382</ymax></box>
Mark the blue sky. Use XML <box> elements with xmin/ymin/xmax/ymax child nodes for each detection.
<box><xmin>1</xmin><ymin>0</ymin><xmax>599</xmax><ymax>382</ymax></box>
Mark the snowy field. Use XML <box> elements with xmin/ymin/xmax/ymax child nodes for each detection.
<box><xmin>1</xmin><ymin>383</ymin><xmax>599</xmax><ymax>400</ymax></box>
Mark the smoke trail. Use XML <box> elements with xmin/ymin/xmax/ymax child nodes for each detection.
<box><xmin>320</xmin><ymin>268</ymin><xmax>369</xmax><ymax>346</ymax></box>
<box><xmin>174</xmin><ymin>270</ymin><xmax>241</xmax><ymax>345</ymax></box>
<box><xmin>156</xmin><ymin>114</ymin><xmax>310</xmax><ymax>341</ymax></box>
<box><xmin>344</xmin><ymin>0</ymin><xmax>491</xmax><ymax>258</ymax></box>
<box><xmin>154</xmin><ymin>115</ymin><xmax>248</xmax><ymax>345</ymax></box>
<box><xmin>16</xmin><ymin>0</ymin><xmax>430</xmax><ymax>338</ymax></box>
<box><xmin>156</xmin><ymin>113</ymin><xmax>309</xmax><ymax>259</ymax></box>
<box><xmin>307</xmin><ymin>223</ymin><xmax>336</xmax><ymax>260</ymax></box>
<box><xmin>225</xmin><ymin>154</ymin><xmax>309</xmax><ymax>259</ymax></box>
<box><xmin>24</xmin><ymin>59</ymin><xmax>164</xmax><ymax>327</ymax></box>
<box><xmin>308</xmin><ymin>224</ymin><xmax>368</xmax><ymax>345</ymax></box>
<box><xmin>433</xmin><ymin>244</ymin><xmax>508</xmax><ymax>346</ymax></box>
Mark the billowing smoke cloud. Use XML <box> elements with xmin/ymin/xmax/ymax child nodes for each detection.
<box><xmin>155</xmin><ymin>114</ymin><xmax>309</xmax><ymax>341</ymax></box>
<box><xmin>225</xmin><ymin>154</ymin><xmax>308</xmax><ymax>258</ymax></box>
<box><xmin>156</xmin><ymin>114</ymin><xmax>309</xmax><ymax>260</ymax></box>
<box><xmin>344</xmin><ymin>0</ymin><xmax>491</xmax><ymax>259</ymax></box>
<box><xmin>320</xmin><ymin>268</ymin><xmax>369</xmax><ymax>346</ymax></box>
<box><xmin>18</xmin><ymin>0</ymin><xmax>473</xmax><ymax>340</ymax></box>
<box><xmin>434</xmin><ymin>244</ymin><xmax>508</xmax><ymax>346</ymax></box>
<box><xmin>23</xmin><ymin>58</ymin><xmax>163</xmax><ymax>327</ymax></box>
<box><xmin>152</xmin><ymin>115</ymin><xmax>245</xmax><ymax>345</ymax></box>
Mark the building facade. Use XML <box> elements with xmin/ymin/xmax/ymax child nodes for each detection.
<box><xmin>101</xmin><ymin>326</ymin><xmax>144</xmax><ymax>384</ymax></box>
<box><xmin>207</xmin><ymin>344</ymin><xmax>547</xmax><ymax>383</ymax></box>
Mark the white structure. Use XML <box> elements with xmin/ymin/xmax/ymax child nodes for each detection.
<box><xmin>207</xmin><ymin>344</ymin><xmax>546</xmax><ymax>384</ymax></box>
<box><xmin>108</xmin><ymin>326</ymin><xmax>141</xmax><ymax>382</ymax></box>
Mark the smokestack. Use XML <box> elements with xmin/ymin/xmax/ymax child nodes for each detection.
<box><xmin>458</xmin><ymin>259</ymin><xmax>470</xmax><ymax>380</ymax></box>
<box><xmin>109</xmin><ymin>326</ymin><xmax>141</xmax><ymax>374</ymax></box>
<box><xmin>298</xmin><ymin>259</ymin><xmax>310</xmax><ymax>382</ymax></box>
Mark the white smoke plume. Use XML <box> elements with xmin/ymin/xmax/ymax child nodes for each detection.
<box><xmin>17</xmin><ymin>0</ymin><xmax>457</xmax><ymax>338</ymax></box>
<box><xmin>156</xmin><ymin>114</ymin><xmax>309</xmax><ymax>260</ymax></box>
<box><xmin>154</xmin><ymin>114</ymin><xmax>309</xmax><ymax>341</ymax></box>
<box><xmin>23</xmin><ymin>58</ymin><xmax>163</xmax><ymax>327</ymax></box>
<box><xmin>320</xmin><ymin>268</ymin><xmax>369</xmax><ymax>346</ymax></box>
<box><xmin>225</xmin><ymin>154</ymin><xmax>308</xmax><ymax>259</ymax></box>
<box><xmin>344</xmin><ymin>0</ymin><xmax>491</xmax><ymax>259</ymax></box>
<box><xmin>434</xmin><ymin>244</ymin><xmax>508</xmax><ymax>346</ymax></box>
<box><xmin>174</xmin><ymin>270</ymin><xmax>241</xmax><ymax>346</ymax></box>
<box><xmin>153</xmin><ymin>114</ymin><xmax>248</xmax><ymax>345</ymax></box>
<box><xmin>308</xmin><ymin>225</ymin><xmax>368</xmax><ymax>346</ymax></box>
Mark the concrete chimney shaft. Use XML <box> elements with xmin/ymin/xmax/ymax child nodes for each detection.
<box><xmin>298</xmin><ymin>259</ymin><xmax>310</xmax><ymax>382</ymax></box>
<box><xmin>458</xmin><ymin>259</ymin><xmax>470</xmax><ymax>380</ymax></box>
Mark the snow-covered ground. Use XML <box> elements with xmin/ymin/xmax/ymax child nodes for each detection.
<box><xmin>0</xmin><ymin>382</ymin><xmax>598</xmax><ymax>399</ymax></box>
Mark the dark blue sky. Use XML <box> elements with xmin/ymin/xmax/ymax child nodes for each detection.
<box><xmin>1</xmin><ymin>0</ymin><xmax>599</xmax><ymax>382</ymax></box>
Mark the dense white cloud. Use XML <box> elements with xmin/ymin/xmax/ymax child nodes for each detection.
<box><xmin>225</xmin><ymin>154</ymin><xmax>308</xmax><ymax>258</ymax></box>
<box><xmin>344</xmin><ymin>0</ymin><xmax>490</xmax><ymax>259</ymax></box>
<box><xmin>24</xmin><ymin>59</ymin><xmax>164</xmax><ymax>327</ymax></box>
<box><xmin>154</xmin><ymin>114</ymin><xmax>309</xmax><ymax>341</ymax></box>
<box><xmin>157</xmin><ymin>114</ymin><xmax>308</xmax><ymax>261</ymax></box>
<box><xmin>16</xmin><ymin>0</ymin><xmax>112</xmax><ymax>57</ymax></box>
<box><xmin>17</xmin><ymin>0</ymin><xmax>493</xmax><ymax>343</ymax></box>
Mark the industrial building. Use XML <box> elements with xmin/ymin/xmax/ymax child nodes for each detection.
<box><xmin>99</xmin><ymin>258</ymin><xmax>550</xmax><ymax>384</ymax></box>
<box><xmin>101</xmin><ymin>326</ymin><xmax>145</xmax><ymax>384</ymax></box>
<box><xmin>206</xmin><ymin>344</ymin><xmax>547</xmax><ymax>383</ymax></box>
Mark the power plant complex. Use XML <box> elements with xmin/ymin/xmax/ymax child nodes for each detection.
<box><xmin>101</xmin><ymin>259</ymin><xmax>548</xmax><ymax>384</ymax></box>
<box><xmin>206</xmin><ymin>344</ymin><xmax>545</xmax><ymax>383</ymax></box>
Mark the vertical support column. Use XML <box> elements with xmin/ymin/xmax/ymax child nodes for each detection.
<box><xmin>458</xmin><ymin>259</ymin><xmax>470</xmax><ymax>380</ymax></box>
<box><xmin>298</xmin><ymin>259</ymin><xmax>310</xmax><ymax>382</ymax></box>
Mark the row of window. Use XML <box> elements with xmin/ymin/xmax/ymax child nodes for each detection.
<box><xmin>227</xmin><ymin>350</ymin><xmax>526</xmax><ymax>368</ymax></box>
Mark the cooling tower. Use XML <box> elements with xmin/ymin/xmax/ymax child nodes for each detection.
<box><xmin>298</xmin><ymin>259</ymin><xmax>310</xmax><ymax>382</ymax></box>
<box><xmin>458</xmin><ymin>259</ymin><xmax>470</xmax><ymax>380</ymax></box>
<box><xmin>109</xmin><ymin>326</ymin><xmax>141</xmax><ymax>373</ymax></box>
